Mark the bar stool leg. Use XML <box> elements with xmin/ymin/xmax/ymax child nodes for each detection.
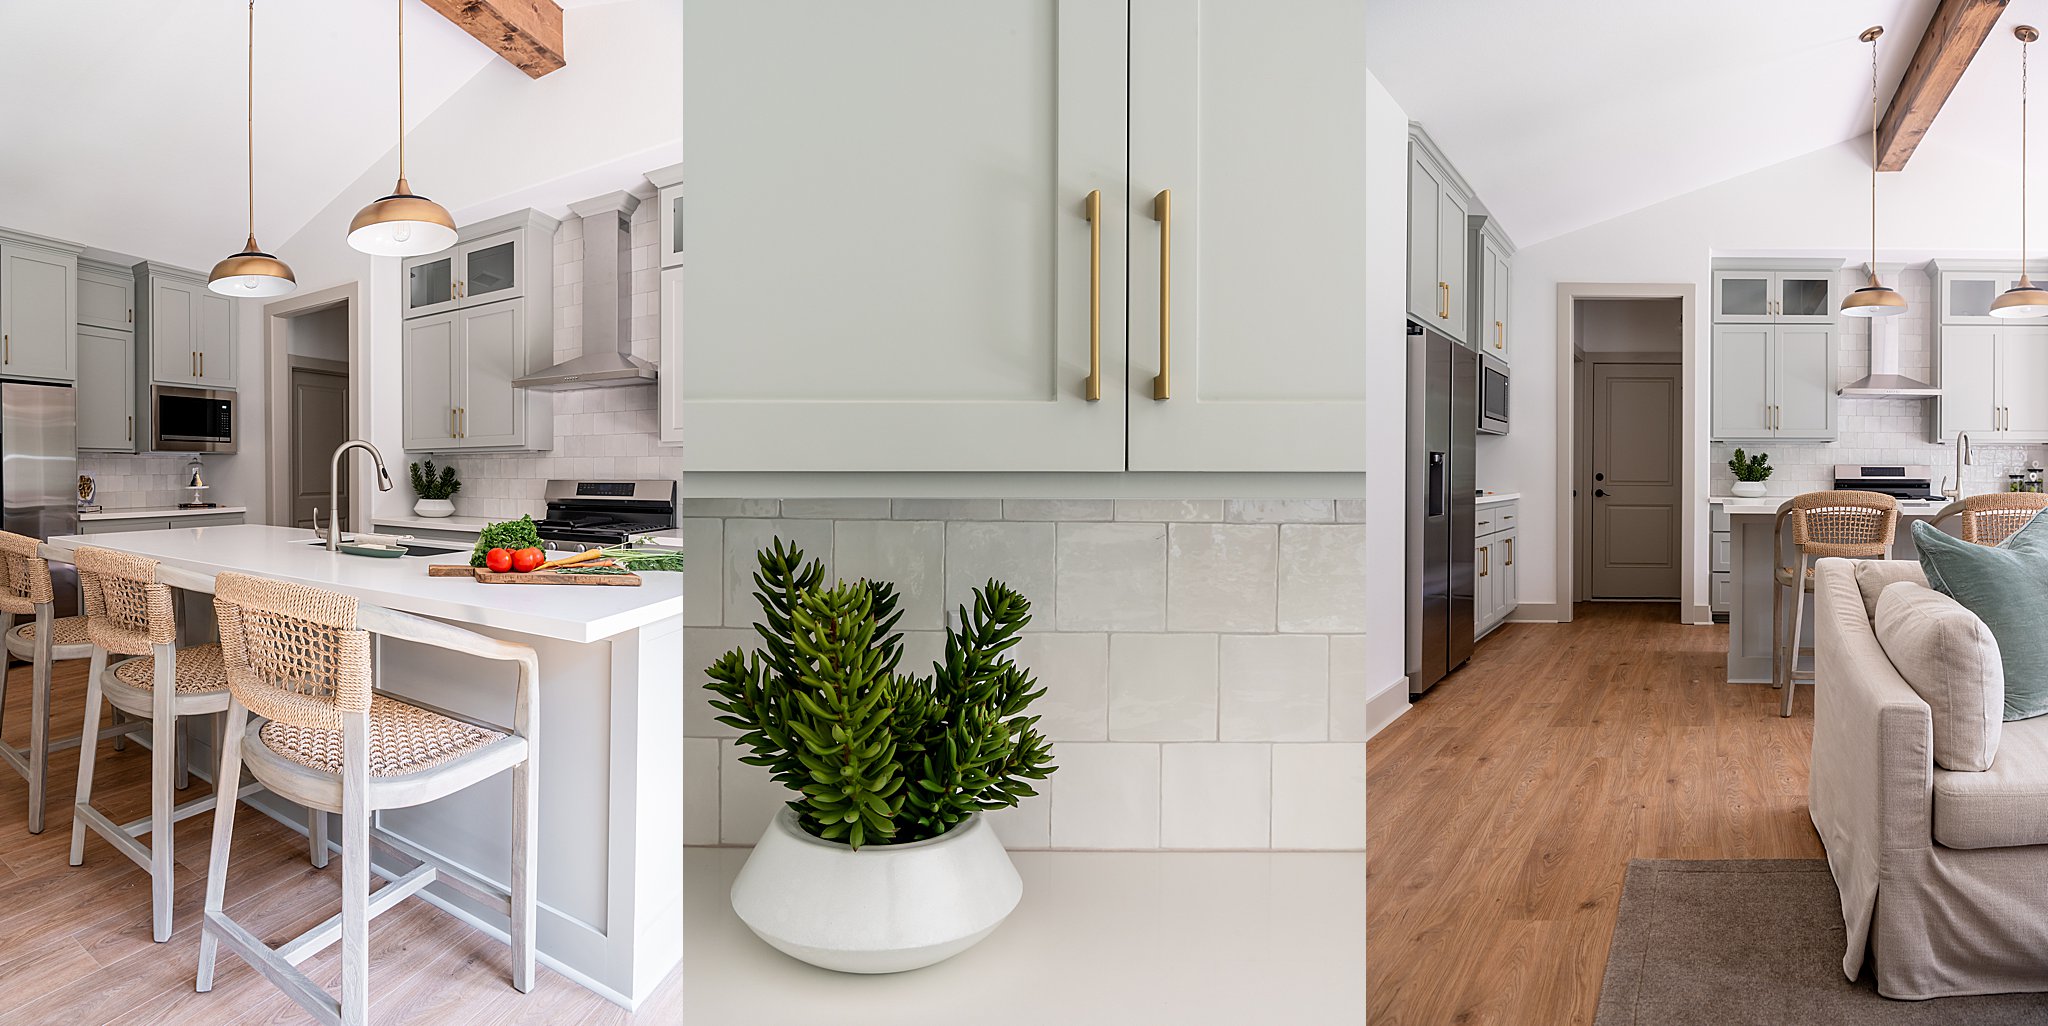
<box><xmin>149</xmin><ymin>646</ymin><xmax>177</xmax><ymax>942</ymax></box>
<box><xmin>69</xmin><ymin>648</ymin><xmax>108</xmax><ymax>867</ymax></box>
<box><xmin>1770</xmin><ymin>574</ymin><xmax>1785</xmax><ymax>690</ymax></box>
<box><xmin>1783</xmin><ymin>555</ymin><xmax>1810</xmax><ymax>718</ymax></box>
<box><xmin>341</xmin><ymin>720</ymin><xmax>371</xmax><ymax>1026</ymax></box>
<box><xmin>26</xmin><ymin>606</ymin><xmax>53</xmax><ymax>834</ymax></box>
<box><xmin>511</xmin><ymin>754</ymin><xmax>536</xmax><ymax>993</ymax></box>
<box><xmin>175</xmin><ymin>717</ymin><xmax>192</xmax><ymax>792</ymax></box>
<box><xmin>309</xmin><ymin>809</ymin><xmax>330</xmax><ymax>870</ymax></box>
<box><xmin>112</xmin><ymin>708</ymin><xmax>127</xmax><ymax>752</ymax></box>
<box><xmin>197</xmin><ymin>701</ymin><xmax>249</xmax><ymax>993</ymax></box>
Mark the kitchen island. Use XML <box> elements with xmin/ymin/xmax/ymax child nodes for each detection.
<box><xmin>1715</xmin><ymin>496</ymin><xmax>1948</xmax><ymax>684</ymax></box>
<box><xmin>42</xmin><ymin>524</ymin><xmax>683</xmax><ymax>1009</ymax></box>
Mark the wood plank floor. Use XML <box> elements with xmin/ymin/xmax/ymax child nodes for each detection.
<box><xmin>1367</xmin><ymin>603</ymin><xmax>1825</xmax><ymax>1026</ymax></box>
<box><xmin>0</xmin><ymin>654</ymin><xmax>683</xmax><ymax>1025</ymax></box>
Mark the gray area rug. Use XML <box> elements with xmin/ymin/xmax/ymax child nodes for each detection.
<box><xmin>1595</xmin><ymin>859</ymin><xmax>2048</xmax><ymax>1025</ymax></box>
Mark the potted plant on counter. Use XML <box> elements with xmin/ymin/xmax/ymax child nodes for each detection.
<box><xmin>408</xmin><ymin>459</ymin><xmax>460</xmax><ymax>518</ymax></box>
<box><xmin>1729</xmin><ymin>449</ymin><xmax>1772</xmax><ymax>498</ymax></box>
<box><xmin>704</xmin><ymin>538</ymin><xmax>1056</xmax><ymax>974</ymax></box>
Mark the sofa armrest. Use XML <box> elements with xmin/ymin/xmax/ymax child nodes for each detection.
<box><xmin>1811</xmin><ymin>557</ymin><xmax>1933</xmax><ymax>852</ymax></box>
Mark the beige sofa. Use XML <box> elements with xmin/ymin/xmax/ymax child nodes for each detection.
<box><xmin>1810</xmin><ymin>557</ymin><xmax>2048</xmax><ymax>999</ymax></box>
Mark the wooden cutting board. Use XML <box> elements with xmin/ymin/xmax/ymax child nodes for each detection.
<box><xmin>428</xmin><ymin>564</ymin><xmax>643</xmax><ymax>586</ymax></box>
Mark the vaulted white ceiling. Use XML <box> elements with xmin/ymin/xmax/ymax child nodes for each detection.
<box><xmin>1366</xmin><ymin>0</ymin><xmax>2048</xmax><ymax>247</ymax></box>
<box><xmin>0</xmin><ymin>0</ymin><xmax>635</xmax><ymax>271</ymax></box>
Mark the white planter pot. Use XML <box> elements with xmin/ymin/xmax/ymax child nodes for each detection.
<box><xmin>1731</xmin><ymin>481</ymin><xmax>1768</xmax><ymax>498</ymax></box>
<box><xmin>730</xmin><ymin>808</ymin><xmax>1022</xmax><ymax>974</ymax></box>
<box><xmin>414</xmin><ymin>498</ymin><xmax>456</xmax><ymax>518</ymax></box>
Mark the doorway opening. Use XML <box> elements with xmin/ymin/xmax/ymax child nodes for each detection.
<box><xmin>263</xmin><ymin>285</ymin><xmax>361</xmax><ymax>532</ymax></box>
<box><xmin>1572</xmin><ymin>296</ymin><xmax>1687</xmax><ymax>610</ymax></box>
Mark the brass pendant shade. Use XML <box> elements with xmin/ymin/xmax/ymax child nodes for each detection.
<box><xmin>1844</xmin><ymin>26</ymin><xmax>1906</xmax><ymax>318</ymax></box>
<box><xmin>1994</xmin><ymin>27</ymin><xmax>2048</xmax><ymax>318</ymax></box>
<box><xmin>208</xmin><ymin>1</ymin><xmax>295</xmax><ymax>298</ymax></box>
<box><xmin>349</xmin><ymin>0</ymin><xmax>455</xmax><ymax>257</ymax></box>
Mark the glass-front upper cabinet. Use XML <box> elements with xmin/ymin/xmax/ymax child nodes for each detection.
<box><xmin>648</xmin><ymin>161</ymin><xmax>685</xmax><ymax>269</ymax></box>
<box><xmin>1712</xmin><ymin>267</ymin><xmax>1838</xmax><ymax>324</ymax></box>
<box><xmin>1936</xmin><ymin>266</ymin><xmax>2028</xmax><ymax>325</ymax></box>
<box><xmin>401</xmin><ymin>216</ymin><xmax>550</xmax><ymax>319</ymax></box>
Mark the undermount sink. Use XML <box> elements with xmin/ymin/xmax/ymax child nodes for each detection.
<box><xmin>306</xmin><ymin>539</ymin><xmax>469</xmax><ymax>558</ymax></box>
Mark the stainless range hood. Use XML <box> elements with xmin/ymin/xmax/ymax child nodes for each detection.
<box><xmin>1838</xmin><ymin>311</ymin><xmax>1938</xmax><ymax>397</ymax></box>
<box><xmin>514</xmin><ymin>192</ymin><xmax>658</xmax><ymax>391</ymax></box>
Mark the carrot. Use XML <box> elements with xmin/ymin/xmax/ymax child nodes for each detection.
<box><xmin>536</xmin><ymin>549</ymin><xmax>611</xmax><ymax>572</ymax></box>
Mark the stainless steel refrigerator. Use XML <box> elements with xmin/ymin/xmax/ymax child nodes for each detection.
<box><xmin>1406</xmin><ymin>323</ymin><xmax>1475</xmax><ymax>697</ymax></box>
<box><xmin>2</xmin><ymin>381</ymin><xmax>77</xmax><ymax>615</ymax></box>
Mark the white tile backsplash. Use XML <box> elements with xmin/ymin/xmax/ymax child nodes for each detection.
<box><xmin>718</xmin><ymin>739</ymin><xmax>784</xmax><ymax>845</ymax></box>
<box><xmin>683</xmin><ymin>738</ymin><xmax>721</xmax><ymax>845</ymax></box>
<box><xmin>686</xmin><ymin>499</ymin><xmax>1366</xmax><ymax>852</ymax></box>
<box><xmin>1271</xmin><ymin>744</ymin><xmax>1368</xmax><ymax>850</ymax></box>
<box><xmin>78</xmin><ymin>453</ymin><xmax>203</xmax><ymax>510</ymax></box>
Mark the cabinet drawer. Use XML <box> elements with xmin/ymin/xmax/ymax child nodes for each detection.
<box><xmin>1711</xmin><ymin>504</ymin><xmax>1730</xmax><ymax>532</ymax></box>
<box><xmin>1711</xmin><ymin>531</ymin><xmax>1732</xmax><ymax>573</ymax></box>
<box><xmin>1710</xmin><ymin>571</ymin><xmax>1731</xmax><ymax>614</ymax></box>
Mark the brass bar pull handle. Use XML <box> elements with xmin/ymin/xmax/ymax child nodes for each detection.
<box><xmin>1479</xmin><ymin>545</ymin><xmax>1489</xmax><ymax>578</ymax></box>
<box><xmin>459</xmin><ymin>407</ymin><xmax>465</xmax><ymax>438</ymax></box>
<box><xmin>1505</xmin><ymin>537</ymin><xmax>1514</xmax><ymax>567</ymax></box>
<box><xmin>451</xmin><ymin>408</ymin><xmax>457</xmax><ymax>437</ymax></box>
<box><xmin>199</xmin><ymin>352</ymin><xmax>204</xmax><ymax>378</ymax></box>
<box><xmin>1495</xmin><ymin>320</ymin><xmax>1504</xmax><ymax>350</ymax></box>
<box><xmin>1084</xmin><ymin>189</ymin><xmax>1102</xmax><ymax>402</ymax></box>
<box><xmin>1152</xmin><ymin>189</ymin><xmax>1171</xmax><ymax>401</ymax></box>
<box><xmin>1438</xmin><ymin>281</ymin><xmax>1449</xmax><ymax>319</ymax></box>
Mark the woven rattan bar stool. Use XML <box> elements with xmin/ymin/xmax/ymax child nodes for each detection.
<box><xmin>1773</xmin><ymin>490</ymin><xmax>1898</xmax><ymax>717</ymax></box>
<box><xmin>67</xmin><ymin>546</ymin><xmax>293</xmax><ymax>943</ymax></box>
<box><xmin>0</xmin><ymin>530</ymin><xmax>117</xmax><ymax>833</ymax></box>
<box><xmin>197</xmin><ymin>572</ymin><xmax>539</xmax><ymax>1026</ymax></box>
<box><xmin>1930</xmin><ymin>492</ymin><xmax>2048</xmax><ymax>546</ymax></box>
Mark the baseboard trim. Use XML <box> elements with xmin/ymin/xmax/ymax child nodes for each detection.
<box><xmin>1508</xmin><ymin>601</ymin><xmax>1566</xmax><ymax>623</ymax></box>
<box><xmin>1366</xmin><ymin>675</ymin><xmax>1410</xmax><ymax>740</ymax></box>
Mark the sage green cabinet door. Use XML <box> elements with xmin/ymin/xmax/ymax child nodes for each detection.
<box><xmin>1710</xmin><ymin>324</ymin><xmax>1773</xmax><ymax>440</ymax></box>
<box><xmin>1938</xmin><ymin>326</ymin><xmax>1999</xmax><ymax>440</ymax></box>
<box><xmin>1772</xmin><ymin>325</ymin><xmax>1835</xmax><ymax>440</ymax></box>
<box><xmin>77</xmin><ymin>268</ymin><xmax>133</xmax><ymax>332</ymax></box>
<box><xmin>402</xmin><ymin>313</ymin><xmax>459</xmax><ymax>451</ymax></box>
<box><xmin>456</xmin><ymin>302</ymin><xmax>524</xmax><ymax>448</ymax></box>
<box><xmin>77</xmin><ymin>326</ymin><xmax>134</xmax><ymax>452</ymax></box>
<box><xmin>0</xmin><ymin>244</ymin><xmax>77</xmax><ymax>382</ymax></box>
<box><xmin>149</xmin><ymin>278</ymin><xmax>200</xmax><ymax>385</ymax></box>
<box><xmin>193</xmin><ymin>291</ymin><xmax>235</xmax><ymax>387</ymax></box>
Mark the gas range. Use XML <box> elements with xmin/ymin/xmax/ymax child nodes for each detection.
<box><xmin>533</xmin><ymin>479</ymin><xmax>677</xmax><ymax>551</ymax></box>
<box><xmin>1832</xmin><ymin>464</ymin><xmax>1942</xmax><ymax>502</ymax></box>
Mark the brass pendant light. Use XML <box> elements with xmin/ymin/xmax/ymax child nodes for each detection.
<box><xmin>1843</xmin><ymin>26</ymin><xmax>1908</xmax><ymax>317</ymax></box>
<box><xmin>348</xmin><ymin>0</ymin><xmax>457</xmax><ymax>257</ymax></box>
<box><xmin>208</xmin><ymin>0</ymin><xmax>297</xmax><ymax>298</ymax></box>
<box><xmin>1993</xmin><ymin>26</ymin><xmax>2048</xmax><ymax>317</ymax></box>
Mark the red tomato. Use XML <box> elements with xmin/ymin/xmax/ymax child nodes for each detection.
<box><xmin>485</xmin><ymin>548</ymin><xmax>515</xmax><ymax>573</ymax></box>
<box><xmin>511</xmin><ymin>547</ymin><xmax>546</xmax><ymax>573</ymax></box>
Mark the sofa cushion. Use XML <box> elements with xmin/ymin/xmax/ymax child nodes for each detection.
<box><xmin>1852</xmin><ymin>560</ymin><xmax>1927</xmax><ymax>618</ymax></box>
<box><xmin>1934</xmin><ymin>713</ymin><xmax>2048</xmax><ymax>848</ymax></box>
<box><xmin>1912</xmin><ymin>517</ymin><xmax>2048</xmax><ymax>720</ymax></box>
<box><xmin>1872</xmin><ymin>581</ymin><xmax>2003</xmax><ymax>772</ymax></box>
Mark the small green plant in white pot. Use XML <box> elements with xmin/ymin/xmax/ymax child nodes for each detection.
<box><xmin>704</xmin><ymin>538</ymin><xmax>1055</xmax><ymax>973</ymax></box>
<box><xmin>1729</xmin><ymin>449</ymin><xmax>1771</xmax><ymax>498</ymax></box>
<box><xmin>408</xmin><ymin>459</ymin><xmax>460</xmax><ymax>518</ymax></box>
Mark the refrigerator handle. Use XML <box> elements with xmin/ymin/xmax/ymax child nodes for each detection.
<box><xmin>1428</xmin><ymin>451</ymin><xmax>1447</xmax><ymax>518</ymax></box>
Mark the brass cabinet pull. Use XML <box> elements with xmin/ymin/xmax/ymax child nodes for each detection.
<box><xmin>1505</xmin><ymin>537</ymin><xmax>1514</xmax><ymax>567</ymax></box>
<box><xmin>1084</xmin><ymin>189</ymin><xmax>1102</xmax><ymax>402</ymax></box>
<box><xmin>1438</xmin><ymin>281</ymin><xmax>1449</xmax><ymax>319</ymax></box>
<box><xmin>199</xmin><ymin>352</ymin><xmax>204</xmax><ymax>378</ymax></box>
<box><xmin>1479</xmin><ymin>545</ymin><xmax>1489</xmax><ymax>578</ymax></box>
<box><xmin>459</xmin><ymin>407</ymin><xmax>465</xmax><ymax>438</ymax></box>
<box><xmin>1495</xmin><ymin>320</ymin><xmax>1504</xmax><ymax>350</ymax></box>
<box><xmin>1152</xmin><ymin>189</ymin><xmax>1171</xmax><ymax>401</ymax></box>
<box><xmin>450</xmin><ymin>408</ymin><xmax>457</xmax><ymax>437</ymax></box>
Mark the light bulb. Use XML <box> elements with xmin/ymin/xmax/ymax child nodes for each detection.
<box><xmin>243</xmin><ymin>278</ymin><xmax>260</xmax><ymax>290</ymax></box>
<box><xmin>394</xmin><ymin>225</ymin><xmax>411</xmax><ymax>243</ymax></box>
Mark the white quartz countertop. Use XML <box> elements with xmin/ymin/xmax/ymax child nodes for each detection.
<box><xmin>373</xmin><ymin>515</ymin><xmax>494</xmax><ymax>535</ymax></box>
<box><xmin>45</xmin><ymin>524</ymin><xmax>680</xmax><ymax>644</ymax></box>
<box><xmin>1475</xmin><ymin>492</ymin><xmax>1520</xmax><ymax>505</ymax></box>
<box><xmin>80</xmin><ymin>505</ymin><xmax>248</xmax><ymax>522</ymax></box>
<box><xmin>1710</xmin><ymin>496</ymin><xmax>1950</xmax><ymax>516</ymax></box>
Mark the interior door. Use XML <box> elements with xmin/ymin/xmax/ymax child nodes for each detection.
<box><xmin>289</xmin><ymin>366</ymin><xmax>349</xmax><ymax>529</ymax></box>
<box><xmin>1773</xmin><ymin>325</ymin><xmax>1835</xmax><ymax>439</ymax></box>
<box><xmin>456</xmin><ymin>302</ymin><xmax>524</xmax><ymax>447</ymax></box>
<box><xmin>401</xmin><ymin>314</ymin><xmax>458</xmax><ymax>450</ymax></box>
<box><xmin>684</xmin><ymin>0</ymin><xmax>1128</xmax><ymax>471</ymax></box>
<box><xmin>1709</xmin><ymin>324</ymin><xmax>1773</xmax><ymax>439</ymax></box>
<box><xmin>1591</xmin><ymin>363</ymin><xmax>1681</xmax><ymax>599</ymax></box>
<box><xmin>1124</xmin><ymin>0</ymin><xmax>1366</xmax><ymax>471</ymax></box>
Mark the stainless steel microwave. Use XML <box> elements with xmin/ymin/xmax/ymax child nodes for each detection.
<box><xmin>1478</xmin><ymin>353</ymin><xmax>1509</xmax><ymax>435</ymax></box>
<box><xmin>151</xmin><ymin>385</ymin><xmax>237</xmax><ymax>452</ymax></box>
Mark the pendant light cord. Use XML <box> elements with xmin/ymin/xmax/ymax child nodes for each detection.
<box><xmin>2025</xmin><ymin>35</ymin><xmax>2031</xmax><ymax>280</ymax></box>
<box><xmin>1871</xmin><ymin>30</ymin><xmax>1879</xmax><ymax>274</ymax></box>
<box><xmin>397</xmin><ymin>0</ymin><xmax>407</xmax><ymax>181</ymax></box>
<box><xmin>246</xmin><ymin>0</ymin><xmax>255</xmax><ymax>242</ymax></box>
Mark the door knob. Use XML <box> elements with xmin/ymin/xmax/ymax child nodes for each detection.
<box><xmin>1594</xmin><ymin>488</ymin><xmax>1608</xmax><ymax>498</ymax></box>
<box><xmin>1594</xmin><ymin>472</ymin><xmax>1605</xmax><ymax>481</ymax></box>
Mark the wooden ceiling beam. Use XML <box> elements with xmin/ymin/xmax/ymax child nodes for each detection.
<box><xmin>420</xmin><ymin>0</ymin><xmax>566</xmax><ymax>79</ymax></box>
<box><xmin>1875</xmin><ymin>0</ymin><xmax>2009</xmax><ymax>170</ymax></box>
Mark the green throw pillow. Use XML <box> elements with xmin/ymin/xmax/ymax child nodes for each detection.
<box><xmin>1914</xmin><ymin>516</ymin><xmax>2048</xmax><ymax>721</ymax></box>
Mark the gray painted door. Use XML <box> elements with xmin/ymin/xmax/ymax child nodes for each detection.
<box><xmin>289</xmin><ymin>366</ymin><xmax>349</xmax><ymax>530</ymax></box>
<box><xmin>1591</xmin><ymin>363</ymin><xmax>1681</xmax><ymax>599</ymax></box>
